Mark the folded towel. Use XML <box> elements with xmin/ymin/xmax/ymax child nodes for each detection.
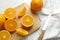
<box><xmin>41</xmin><ymin>0</ymin><xmax>60</xmax><ymax>40</ymax></box>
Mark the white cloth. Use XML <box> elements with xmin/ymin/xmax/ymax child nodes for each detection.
<box><xmin>41</xmin><ymin>0</ymin><xmax>60</xmax><ymax>40</ymax></box>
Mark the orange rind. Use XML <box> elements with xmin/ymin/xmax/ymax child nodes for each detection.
<box><xmin>0</xmin><ymin>14</ymin><xmax>5</xmax><ymax>28</ymax></box>
<box><xmin>16</xmin><ymin>28</ymin><xmax>29</xmax><ymax>36</ymax></box>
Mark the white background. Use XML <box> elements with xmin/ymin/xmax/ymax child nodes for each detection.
<box><xmin>0</xmin><ymin>0</ymin><xmax>31</xmax><ymax>13</ymax></box>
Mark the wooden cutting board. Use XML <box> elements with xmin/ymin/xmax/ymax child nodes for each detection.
<box><xmin>11</xmin><ymin>3</ymin><xmax>41</xmax><ymax>40</ymax></box>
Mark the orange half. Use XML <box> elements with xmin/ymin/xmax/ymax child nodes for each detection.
<box><xmin>18</xmin><ymin>6</ymin><xmax>26</xmax><ymax>17</ymax></box>
<box><xmin>0</xmin><ymin>14</ymin><xmax>5</xmax><ymax>28</ymax></box>
<box><xmin>21</xmin><ymin>14</ymin><xmax>34</xmax><ymax>27</ymax></box>
<box><xmin>4</xmin><ymin>19</ymin><xmax>17</xmax><ymax>32</ymax></box>
<box><xmin>4</xmin><ymin>8</ymin><xmax>16</xmax><ymax>19</ymax></box>
<box><xmin>0</xmin><ymin>30</ymin><xmax>11</xmax><ymax>40</ymax></box>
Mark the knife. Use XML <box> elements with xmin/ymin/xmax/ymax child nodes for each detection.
<box><xmin>38</xmin><ymin>13</ymin><xmax>52</xmax><ymax>40</ymax></box>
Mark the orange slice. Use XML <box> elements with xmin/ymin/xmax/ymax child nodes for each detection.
<box><xmin>4</xmin><ymin>19</ymin><xmax>17</xmax><ymax>32</ymax></box>
<box><xmin>16</xmin><ymin>28</ymin><xmax>28</xmax><ymax>36</ymax></box>
<box><xmin>18</xmin><ymin>6</ymin><xmax>26</xmax><ymax>17</ymax></box>
<box><xmin>4</xmin><ymin>8</ymin><xmax>16</xmax><ymax>19</ymax></box>
<box><xmin>21</xmin><ymin>14</ymin><xmax>34</xmax><ymax>27</ymax></box>
<box><xmin>0</xmin><ymin>30</ymin><xmax>11</xmax><ymax>40</ymax></box>
<box><xmin>0</xmin><ymin>14</ymin><xmax>5</xmax><ymax>28</ymax></box>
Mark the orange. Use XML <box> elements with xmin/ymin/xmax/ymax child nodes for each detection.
<box><xmin>0</xmin><ymin>30</ymin><xmax>11</xmax><ymax>40</ymax></box>
<box><xmin>31</xmin><ymin>0</ymin><xmax>43</xmax><ymax>12</ymax></box>
<box><xmin>18</xmin><ymin>6</ymin><xmax>26</xmax><ymax>17</ymax></box>
<box><xmin>21</xmin><ymin>14</ymin><xmax>34</xmax><ymax>27</ymax></box>
<box><xmin>16</xmin><ymin>28</ymin><xmax>28</xmax><ymax>36</ymax></box>
<box><xmin>4</xmin><ymin>8</ymin><xmax>16</xmax><ymax>19</ymax></box>
<box><xmin>0</xmin><ymin>14</ymin><xmax>5</xmax><ymax>28</ymax></box>
<box><xmin>4</xmin><ymin>19</ymin><xmax>17</xmax><ymax>32</ymax></box>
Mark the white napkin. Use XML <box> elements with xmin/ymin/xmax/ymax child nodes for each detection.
<box><xmin>43</xmin><ymin>15</ymin><xmax>60</xmax><ymax>40</ymax></box>
<box><xmin>40</xmin><ymin>0</ymin><xmax>60</xmax><ymax>40</ymax></box>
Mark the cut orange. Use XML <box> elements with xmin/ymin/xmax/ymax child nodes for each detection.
<box><xmin>18</xmin><ymin>6</ymin><xmax>26</xmax><ymax>17</ymax></box>
<box><xmin>0</xmin><ymin>30</ymin><xmax>11</xmax><ymax>40</ymax></box>
<box><xmin>16</xmin><ymin>28</ymin><xmax>29</xmax><ymax>36</ymax></box>
<box><xmin>4</xmin><ymin>8</ymin><xmax>16</xmax><ymax>19</ymax></box>
<box><xmin>0</xmin><ymin>14</ymin><xmax>5</xmax><ymax>28</ymax></box>
<box><xmin>4</xmin><ymin>19</ymin><xmax>17</xmax><ymax>32</ymax></box>
<box><xmin>21</xmin><ymin>14</ymin><xmax>34</xmax><ymax>27</ymax></box>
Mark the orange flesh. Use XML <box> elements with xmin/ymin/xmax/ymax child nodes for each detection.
<box><xmin>18</xmin><ymin>6</ymin><xmax>26</xmax><ymax>17</ymax></box>
<box><xmin>4</xmin><ymin>8</ymin><xmax>16</xmax><ymax>19</ymax></box>
<box><xmin>4</xmin><ymin>19</ymin><xmax>17</xmax><ymax>32</ymax></box>
<box><xmin>21</xmin><ymin>15</ymin><xmax>34</xmax><ymax>27</ymax></box>
<box><xmin>0</xmin><ymin>30</ymin><xmax>11</xmax><ymax>40</ymax></box>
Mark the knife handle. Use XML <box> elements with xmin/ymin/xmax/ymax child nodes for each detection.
<box><xmin>38</xmin><ymin>30</ymin><xmax>45</xmax><ymax>40</ymax></box>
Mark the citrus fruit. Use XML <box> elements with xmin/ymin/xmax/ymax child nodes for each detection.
<box><xmin>0</xmin><ymin>30</ymin><xmax>11</xmax><ymax>40</ymax></box>
<box><xmin>16</xmin><ymin>28</ymin><xmax>28</xmax><ymax>36</ymax></box>
<box><xmin>18</xmin><ymin>6</ymin><xmax>26</xmax><ymax>17</ymax></box>
<box><xmin>4</xmin><ymin>8</ymin><xmax>16</xmax><ymax>19</ymax></box>
<box><xmin>4</xmin><ymin>19</ymin><xmax>17</xmax><ymax>32</ymax></box>
<box><xmin>21</xmin><ymin>14</ymin><xmax>34</xmax><ymax>27</ymax></box>
<box><xmin>0</xmin><ymin>14</ymin><xmax>5</xmax><ymax>28</ymax></box>
<box><xmin>31</xmin><ymin>0</ymin><xmax>43</xmax><ymax>12</ymax></box>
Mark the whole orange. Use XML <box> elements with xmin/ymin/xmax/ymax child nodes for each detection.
<box><xmin>31</xmin><ymin>0</ymin><xmax>43</xmax><ymax>12</ymax></box>
<box><xmin>0</xmin><ymin>14</ymin><xmax>6</xmax><ymax>28</ymax></box>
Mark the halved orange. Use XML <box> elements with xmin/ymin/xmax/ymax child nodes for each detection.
<box><xmin>4</xmin><ymin>19</ymin><xmax>17</xmax><ymax>32</ymax></box>
<box><xmin>0</xmin><ymin>14</ymin><xmax>5</xmax><ymax>28</ymax></box>
<box><xmin>0</xmin><ymin>30</ymin><xmax>11</xmax><ymax>40</ymax></box>
<box><xmin>18</xmin><ymin>6</ymin><xmax>26</xmax><ymax>17</ymax></box>
<box><xmin>16</xmin><ymin>28</ymin><xmax>29</xmax><ymax>36</ymax></box>
<box><xmin>4</xmin><ymin>8</ymin><xmax>16</xmax><ymax>19</ymax></box>
<box><xmin>21</xmin><ymin>14</ymin><xmax>34</xmax><ymax>27</ymax></box>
